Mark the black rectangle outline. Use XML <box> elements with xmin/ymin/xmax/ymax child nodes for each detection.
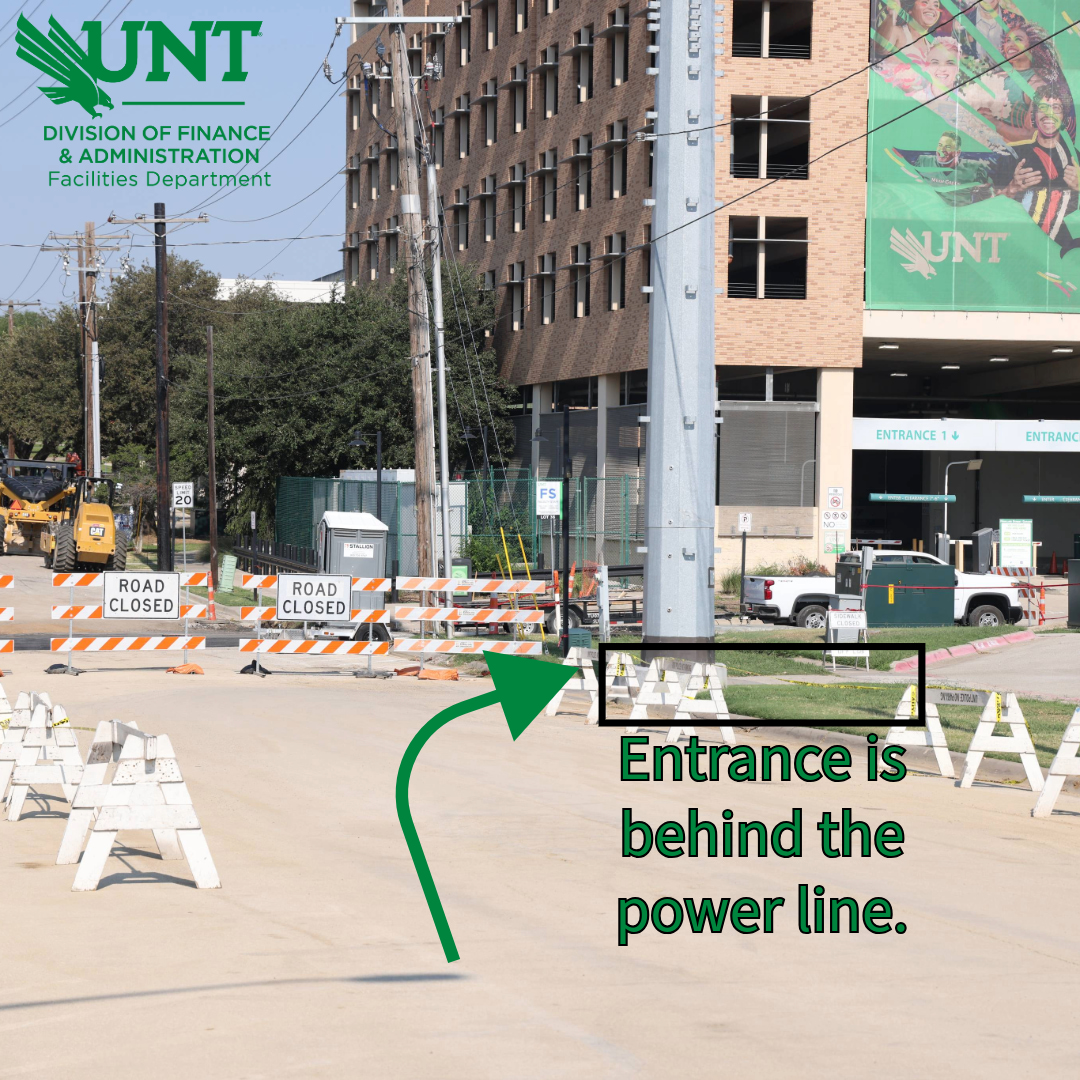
<box><xmin>596</xmin><ymin>642</ymin><xmax>926</xmax><ymax>727</ymax></box>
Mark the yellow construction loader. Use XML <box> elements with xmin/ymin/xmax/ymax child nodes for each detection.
<box><xmin>43</xmin><ymin>476</ymin><xmax>128</xmax><ymax>571</ymax></box>
<box><xmin>0</xmin><ymin>458</ymin><xmax>77</xmax><ymax>557</ymax></box>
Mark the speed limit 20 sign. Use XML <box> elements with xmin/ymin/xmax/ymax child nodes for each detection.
<box><xmin>172</xmin><ymin>482</ymin><xmax>194</xmax><ymax>509</ymax></box>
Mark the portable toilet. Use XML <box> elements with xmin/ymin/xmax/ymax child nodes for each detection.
<box><xmin>316</xmin><ymin>511</ymin><xmax>389</xmax><ymax>612</ymax></box>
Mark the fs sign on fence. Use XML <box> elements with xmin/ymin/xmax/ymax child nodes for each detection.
<box><xmin>536</xmin><ymin>481</ymin><xmax>562</xmax><ymax>518</ymax></box>
<box><xmin>102</xmin><ymin>572</ymin><xmax>180</xmax><ymax>618</ymax></box>
<box><xmin>277</xmin><ymin>575</ymin><xmax>352</xmax><ymax>621</ymax></box>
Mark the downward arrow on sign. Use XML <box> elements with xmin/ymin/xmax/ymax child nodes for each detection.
<box><xmin>395</xmin><ymin>652</ymin><xmax>576</xmax><ymax>962</ymax></box>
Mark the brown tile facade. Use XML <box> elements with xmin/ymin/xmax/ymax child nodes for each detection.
<box><xmin>344</xmin><ymin>0</ymin><xmax>865</xmax><ymax>388</ymax></box>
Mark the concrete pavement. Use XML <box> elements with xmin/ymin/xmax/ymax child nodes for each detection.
<box><xmin>0</xmin><ymin>647</ymin><xmax>1078</xmax><ymax>1078</ymax></box>
<box><xmin>929</xmin><ymin>632</ymin><xmax>1080</xmax><ymax>701</ymax></box>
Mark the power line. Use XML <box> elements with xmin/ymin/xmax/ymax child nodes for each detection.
<box><xmin>248</xmin><ymin>182</ymin><xmax>345</xmax><ymax>277</ymax></box>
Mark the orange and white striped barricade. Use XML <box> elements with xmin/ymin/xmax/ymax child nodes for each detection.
<box><xmin>395</xmin><ymin>577</ymin><xmax>548</xmax><ymax>595</ymax></box>
<box><xmin>884</xmin><ymin>686</ymin><xmax>955</xmax><ymax>779</ymax></box>
<box><xmin>0</xmin><ymin>575</ymin><xmax>12</xmax><ymax>652</ymax></box>
<box><xmin>1033</xmin><ymin>706</ymin><xmax>1080</xmax><ymax>818</ymax></box>
<box><xmin>959</xmin><ymin>691</ymin><xmax>1043</xmax><ymax>792</ymax></box>
<box><xmin>6</xmin><ymin>695</ymin><xmax>84</xmax><ymax>822</ymax></box>
<box><xmin>545</xmin><ymin>647</ymin><xmax>600</xmax><ymax>721</ymax></box>
<box><xmin>51</xmin><ymin>571</ymin><xmax>208</xmax><ymax>672</ymax></box>
<box><xmin>58</xmin><ymin>721</ymin><xmax>220</xmax><ymax>891</ymax></box>
<box><xmin>391</xmin><ymin>602</ymin><xmax>546</xmax><ymax>667</ymax></box>
<box><xmin>391</xmin><ymin>640</ymin><xmax>543</xmax><ymax>656</ymax></box>
<box><xmin>236</xmin><ymin>573</ymin><xmax>392</xmax><ymax>676</ymax></box>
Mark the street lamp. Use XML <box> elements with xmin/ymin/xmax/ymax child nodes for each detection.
<box><xmin>943</xmin><ymin>458</ymin><xmax>983</xmax><ymax>539</ymax></box>
<box><xmin>349</xmin><ymin>430</ymin><xmax>383</xmax><ymax>524</ymax></box>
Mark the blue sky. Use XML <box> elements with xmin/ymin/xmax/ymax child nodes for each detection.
<box><xmin>0</xmin><ymin>0</ymin><xmax>352</xmax><ymax>306</ymax></box>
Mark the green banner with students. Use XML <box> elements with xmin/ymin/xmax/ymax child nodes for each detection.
<box><xmin>868</xmin><ymin>1</ymin><xmax>1080</xmax><ymax>310</ymax></box>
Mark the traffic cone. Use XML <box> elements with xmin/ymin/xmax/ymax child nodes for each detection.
<box><xmin>1039</xmin><ymin>584</ymin><xmax>1046</xmax><ymax>626</ymax></box>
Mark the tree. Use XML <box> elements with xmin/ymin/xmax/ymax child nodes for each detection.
<box><xmin>0</xmin><ymin>307</ymin><xmax>81</xmax><ymax>459</ymax></box>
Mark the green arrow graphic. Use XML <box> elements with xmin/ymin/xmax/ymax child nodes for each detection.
<box><xmin>395</xmin><ymin>652</ymin><xmax>577</xmax><ymax>963</ymax></box>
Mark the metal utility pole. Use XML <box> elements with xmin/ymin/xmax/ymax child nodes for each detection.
<box><xmin>386</xmin><ymin>0</ymin><xmax>437</xmax><ymax>578</ymax></box>
<box><xmin>206</xmin><ymin>325</ymin><xmax>219</xmax><ymax>590</ymax></box>
<box><xmin>641</xmin><ymin>0</ymin><xmax>717</xmax><ymax>645</ymax></box>
<box><xmin>561</xmin><ymin>405</ymin><xmax>571</xmax><ymax>657</ymax></box>
<box><xmin>427</xmin><ymin>160</ymin><xmax>453</xmax><ymax>577</ymax></box>
<box><xmin>108</xmin><ymin>209</ymin><xmax>207</xmax><ymax>572</ymax></box>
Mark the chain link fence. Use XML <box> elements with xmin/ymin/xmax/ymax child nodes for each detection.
<box><xmin>275</xmin><ymin>473</ymin><xmax>645</xmax><ymax>575</ymax></box>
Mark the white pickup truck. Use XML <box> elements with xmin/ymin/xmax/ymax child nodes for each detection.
<box><xmin>742</xmin><ymin>551</ymin><xmax>1024</xmax><ymax>630</ymax></box>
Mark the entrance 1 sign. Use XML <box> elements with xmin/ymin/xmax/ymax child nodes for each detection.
<box><xmin>536</xmin><ymin>481</ymin><xmax>562</xmax><ymax>517</ymax></box>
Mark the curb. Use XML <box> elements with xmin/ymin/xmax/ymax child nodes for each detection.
<box><xmin>891</xmin><ymin>629</ymin><xmax>1037</xmax><ymax>672</ymax></box>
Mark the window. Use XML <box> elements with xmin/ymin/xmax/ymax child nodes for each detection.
<box><xmin>483</xmin><ymin>79</ymin><xmax>498</xmax><ymax>145</ymax></box>
<box><xmin>606</xmin><ymin>119</ymin><xmax>628</xmax><ymax>198</ymax></box>
<box><xmin>606</xmin><ymin>233</ymin><xmax>626</xmax><ymax>310</ymax></box>
<box><xmin>386</xmin><ymin>135</ymin><xmax>399</xmax><ymax>190</ymax></box>
<box><xmin>553</xmin><ymin>376</ymin><xmax>598</xmax><ymax>408</ymax></box>
<box><xmin>727</xmin><ymin>216</ymin><xmax>808</xmax><ymax>299</ymax></box>
<box><xmin>454</xmin><ymin>186</ymin><xmax>470</xmax><ymax>250</ymax></box>
<box><xmin>483</xmin><ymin>270</ymin><xmax>496</xmax><ymax>290</ymax></box>
<box><xmin>607</xmin><ymin>6</ymin><xmax>630</xmax><ymax>87</ymax></box>
<box><xmin>540</xmin><ymin>45</ymin><xmax>559</xmax><ymax>118</ymax></box>
<box><xmin>571</xmin><ymin>242</ymin><xmax>591</xmax><ymax>317</ymax></box>
<box><xmin>349</xmin><ymin>167</ymin><xmax>359</xmax><ymax>209</ymax></box>
<box><xmin>369</xmin><ymin>79</ymin><xmax>381</xmax><ymax>120</ymax></box>
<box><xmin>645</xmin><ymin>21</ymin><xmax>657</xmax><ymax>73</ymax></box>
<box><xmin>571</xmin><ymin>135</ymin><xmax>592</xmax><ymax>210</ymax></box>
<box><xmin>458</xmin><ymin>2</ymin><xmax>471</xmax><ymax>65</ymax></box>
<box><xmin>481</xmin><ymin>174</ymin><xmax>496</xmax><ymax>242</ymax></box>
<box><xmin>641</xmin><ymin>224</ymin><xmax>652</xmax><ymax>301</ymax></box>
<box><xmin>367</xmin><ymin>225</ymin><xmax>379</xmax><ymax>280</ymax></box>
<box><xmin>516</xmin><ymin>0</ymin><xmax>528</xmax><ymax>33</ymax></box>
<box><xmin>732</xmin><ymin>1</ymin><xmax>812</xmax><ymax>59</ymax></box>
<box><xmin>731</xmin><ymin>95</ymin><xmax>810</xmax><ymax>179</ymax></box>
<box><xmin>538</xmin><ymin>252</ymin><xmax>556</xmax><ymax>324</ymax></box>
<box><xmin>385</xmin><ymin>216</ymin><xmax>398</xmax><ymax>271</ymax></box>
<box><xmin>644</xmin><ymin>117</ymin><xmax>654</xmax><ymax>186</ymax></box>
<box><xmin>486</xmin><ymin>1</ymin><xmax>498</xmax><ymax>50</ymax></box>
<box><xmin>572</xmin><ymin>27</ymin><xmax>594</xmax><ymax>102</ymax></box>
<box><xmin>539</xmin><ymin>149</ymin><xmax>557</xmax><ymax>221</ymax></box>
<box><xmin>367</xmin><ymin>143</ymin><xmax>380</xmax><ymax>200</ymax></box>
<box><xmin>620</xmin><ymin>369</ymin><xmax>647</xmax><ymax>405</ymax></box>
<box><xmin>545</xmin><ymin>0</ymin><xmax>559</xmax><ymax>14</ymax></box>
<box><xmin>432</xmin><ymin>25</ymin><xmax>446</xmax><ymax>74</ymax></box>
<box><xmin>456</xmin><ymin>94</ymin><xmax>470</xmax><ymax>158</ymax></box>
<box><xmin>509</xmin><ymin>262</ymin><xmax>525</xmax><ymax>331</ymax></box>
<box><xmin>505</xmin><ymin>63</ymin><xmax>527</xmax><ymax>132</ymax></box>
<box><xmin>509</xmin><ymin>162</ymin><xmax>526</xmax><ymax>232</ymax></box>
<box><xmin>432</xmin><ymin>107</ymin><xmax>444</xmax><ymax>167</ymax></box>
<box><xmin>408</xmin><ymin>33</ymin><xmax>423</xmax><ymax>76</ymax></box>
<box><xmin>351</xmin><ymin>88</ymin><xmax>361</xmax><ymax>130</ymax></box>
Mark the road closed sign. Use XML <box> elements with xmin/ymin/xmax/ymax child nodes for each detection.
<box><xmin>277</xmin><ymin>574</ymin><xmax>352</xmax><ymax>622</ymax></box>
<box><xmin>102</xmin><ymin>572</ymin><xmax>180</xmax><ymax>619</ymax></box>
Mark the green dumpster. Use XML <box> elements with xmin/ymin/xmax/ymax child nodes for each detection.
<box><xmin>863</xmin><ymin>563</ymin><xmax>954</xmax><ymax>627</ymax></box>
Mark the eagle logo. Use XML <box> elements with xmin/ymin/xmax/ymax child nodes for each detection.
<box><xmin>15</xmin><ymin>14</ymin><xmax>114</xmax><ymax>119</ymax></box>
<box><xmin>890</xmin><ymin>227</ymin><xmax>937</xmax><ymax>280</ymax></box>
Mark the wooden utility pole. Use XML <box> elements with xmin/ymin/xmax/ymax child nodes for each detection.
<box><xmin>206</xmin><ymin>325</ymin><xmax>219</xmax><ymax>591</ymax></box>
<box><xmin>84</xmin><ymin>221</ymin><xmax>98</xmax><ymax>477</ymax></box>
<box><xmin>107</xmin><ymin>209</ymin><xmax>207</xmax><ymax>572</ymax></box>
<box><xmin>388</xmin><ymin>0</ymin><xmax>437</xmax><ymax>576</ymax></box>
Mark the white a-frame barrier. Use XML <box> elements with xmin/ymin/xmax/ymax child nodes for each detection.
<box><xmin>1032</xmin><ymin>707</ymin><xmax>1080</xmax><ymax>818</ymax></box>
<box><xmin>959</xmin><ymin>691</ymin><xmax>1043</xmax><ymax>792</ymax></box>
<box><xmin>545</xmin><ymin>647</ymin><xmax>599</xmax><ymax>721</ymax></box>
<box><xmin>884</xmin><ymin>686</ymin><xmax>955</xmax><ymax>779</ymax></box>
<box><xmin>603</xmin><ymin>652</ymin><xmax>641</xmax><ymax>708</ymax></box>
<box><xmin>59</xmin><ymin>720</ymin><xmax>220</xmax><ymax>891</ymax></box>
<box><xmin>0</xmin><ymin>690</ymin><xmax>34</xmax><ymax>802</ymax></box>
<box><xmin>627</xmin><ymin>658</ymin><xmax>734</xmax><ymax>745</ymax></box>
<box><xmin>6</xmin><ymin>697</ymin><xmax>83</xmax><ymax>821</ymax></box>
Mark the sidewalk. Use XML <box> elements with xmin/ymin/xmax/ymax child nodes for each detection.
<box><xmin>927</xmin><ymin>633</ymin><xmax>1080</xmax><ymax>702</ymax></box>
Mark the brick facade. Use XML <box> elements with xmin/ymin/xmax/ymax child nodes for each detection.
<box><xmin>345</xmin><ymin>0</ymin><xmax>865</xmax><ymax>386</ymax></box>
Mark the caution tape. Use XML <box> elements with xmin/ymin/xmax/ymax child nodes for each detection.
<box><xmin>392</xmin><ymin>606</ymin><xmax>545</xmax><ymax>623</ymax></box>
<box><xmin>50</xmin><ymin>604</ymin><xmax>209</xmax><ymax>620</ymax></box>
<box><xmin>392</xmin><ymin>639</ymin><xmax>544</xmax><ymax>655</ymax></box>
<box><xmin>237</xmin><ymin>639</ymin><xmax>391</xmax><ymax>655</ymax></box>
<box><xmin>50</xmin><ymin>637</ymin><xmax>206</xmax><ymax>652</ymax></box>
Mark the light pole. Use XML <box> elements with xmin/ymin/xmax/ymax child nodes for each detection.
<box><xmin>943</xmin><ymin>458</ymin><xmax>983</xmax><ymax>539</ymax></box>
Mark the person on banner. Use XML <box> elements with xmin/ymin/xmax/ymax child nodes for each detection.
<box><xmin>889</xmin><ymin>130</ymin><xmax>1000</xmax><ymax>206</ymax></box>
<box><xmin>875</xmin><ymin>0</ymin><xmax>969</xmax><ymax>56</ymax></box>
<box><xmin>986</xmin><ymin>86</ymin><xmax>1080</xmax><ymax>257</ymax></box>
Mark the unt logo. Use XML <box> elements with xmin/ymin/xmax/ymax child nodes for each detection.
<box><xmin>15</xmin><ymin>14</ymin><xmax>262</xmax><ymax>119</ymax></box>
